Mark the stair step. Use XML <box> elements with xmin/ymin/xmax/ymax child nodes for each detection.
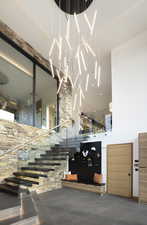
<box><xmin>0</xmin><ymin>184</ymin><xmax>18</xmax><ymax>195</ymax></box>
<box><xmin>59</xmin><ymin>143</ymin><xmax>81</xmax><ymax>146</ymax></box>
<box><xmin>43</xmin><ymin>152</ymin><xmax>68</xmax><ymax>156</ymax></box>
<box><xmin>40</xmin><ymin>155</ymin><xmax>68</xmax><ymax>159</ymax></box>
<box><xmin>29</xmin><ymin>162</ymin><xmax>61</xmax><ymax>166</ymax></box>
<box><xmin>0</xmin><ymin>183</ymin><xmax>29</xmax><ymax>195</ymax></box>
<box><xmin>51</xmin><ymin>147</ymin><xmax>76</xmax><ymax>150</ymax></box>
<box><xmin>40</xmin><ymin>154</ymin><xmax>67</xmax><ymax>158</ymax></box>
<box><xmin>58</xmin><ymin>145</ymin><xmax>80</xmax><ymax>149</ymax></box>
<box><xmin>35</xmin><ymin>157</ymin><xmax>66</xmax><ymax>161</ymax></box>
<box><xmin>51</xmin><ymin>147</ymin><xmax>76</xmax><ymax>154</ymax></box>
<box><xmin>60</xmin><ymin>136</ymin><xmax>88</xmax><ymax>140</ymax></box>
<box><xmin>21</xmin><ymin>167</ymin><xmax>54</xmax><ymax>172</ymax></box>
<box><xmin>5</xmin><ymin>177</ymin><xmax>39</xmax><ymax>186</ymax></box>
<box><xmin>14</xmin><ymin>172</ymin><xmax>47</xmax><ymax>179</ymax></box>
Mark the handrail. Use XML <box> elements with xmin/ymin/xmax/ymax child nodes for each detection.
<box><xmin>0</xmin><ymin>119</ymin><xmax>72</xmax><ymax>158</ymax></box>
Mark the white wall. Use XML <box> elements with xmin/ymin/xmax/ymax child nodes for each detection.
<box><xmin>112</xmin><ymin>31</ymin><xmax>147</xmax><ymax>138</ymax></box>
<box><xmin>112</xmin><ymin>30</ymin><xmax>147</xmax><ymax>196</ymax></box>
<box><xmin>88</xmin><ymin>30</ymin><xmax>147</xmax><ymax>197</ymax></box>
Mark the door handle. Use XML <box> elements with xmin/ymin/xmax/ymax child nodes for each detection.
<box><xmin>128</xmin><ymin>173</ymin><xmax>131</xmax><ymax>176</ymax></box>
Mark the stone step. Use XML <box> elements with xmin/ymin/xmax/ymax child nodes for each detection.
<box><xmin>21</xmin><ymin>167</ymin><xmax>54</xmax><ymax>172</ymax></box>
<box><xmin>62</xmin><ymin>136</ymin><xmax>89</xmax><ymax>141</ymax></box>
<box><xmin>35</xmin><ymin>157</ymin><xmax>66</xmax><ymax>161</ymax></box>
<box><xmin>0</xmin><ymin>184</ymin><xmax>29</xmax><ymax>196</ymax></box>
<box><xmin>53</xmin><ymin>145</ymin><xmax>77</xmax><ymax>149</ymax></box>
<box><xmin>40</xmin><ymin>154</ymin><xmax>68</xmax><ymax>158</ymax></box>
<box><xmin>59</xmin><ymin>142</ymin><xmax>81</xmax><ymax>146</ymax></box>
<box><xmin>42</xmin><ymin>152</ymin><xmax>69</xmax><ymax>156</ymax></box>
<box><xmin>29</xmin><ymin>162</ymin><xmax>61</xmax><ymax>166</ymax></box>
<box><xmin>51</xmin><ymin>147</ymin><xmax>76</xmax><ymax>153</ymax></box>
<box><xmin>51</xmin><ymin>146</ymin><xmax>76</xmax><ymax>149</ymax></box>
<box><xmin>59</xmin><ymin>141</ymin><xmax>82</xmax><ymax>144</ymax></box>
<box><xmin>58</xmin><ymin>144</ymin><xmax>80</xmax><ymax>148</ymax></box>
<box><xmin>0</xmin><ymin>184</ymin><xmax>19</xmax><ymax>195</ymax></box>
<box><xmin>5</xmin><ymin>177</ymin><xmax>39</xmax><ymax>187</ymax></box>
<box><xmin>59</xmin><ymin>141</ymin><xmax>81</xmax><ymax>144</ymax></box>
<box><xmin>59</xmin><ymin>142</ymin><xmax>82</xmax><ymax>146</ymax></box>
<box><xmin>14</xmin><ymin>172</ymin><xmax>47</xmax><ymax>179</ymax></box>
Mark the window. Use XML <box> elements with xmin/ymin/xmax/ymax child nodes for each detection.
<box><xmin>35</xmin><ymin>66</ymin><xmax>57</xmax><ymax>129</ymax></box>
<box><xmin>0</xmin><ymin>37</ymin><xmax>58</xmax><ymax>129</ymax></box>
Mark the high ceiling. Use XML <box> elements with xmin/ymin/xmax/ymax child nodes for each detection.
<box><xmin>0</xmin><ymin>0</ymin><xmax>147</xmax><ymax>120</ymax></box>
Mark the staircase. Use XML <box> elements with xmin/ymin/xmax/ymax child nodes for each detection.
<box><xmin>56</xmin><ymin>135</ymin><xmax>89</xmax><ymax>151</ymax></box>
<box><xmin>0</xmin><ymin>124</ymin><xmax>88</xmax><ymax>196</ymax></box>
<box><xmin>0</xmin><ymin>147</ymin><xmax>69</xmax><ymax>195</ymax></box>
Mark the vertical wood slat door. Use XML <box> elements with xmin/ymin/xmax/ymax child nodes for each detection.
<box><xmin>139</xmin><ymin>133</ymin><xmax>147</xmax><ymax>203</ymax></box>
<box><xmin>107</xmin><ymin>143</ymin><xmax>133</xmax><ymax>197</ymax></box>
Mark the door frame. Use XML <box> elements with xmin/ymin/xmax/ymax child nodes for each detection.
<box><xmin>106</xmin><ymin>143</ymin><xmax>133</xmax><ymax>198</ymax></box>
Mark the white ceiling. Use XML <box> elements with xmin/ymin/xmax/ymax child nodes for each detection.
<box><xmin>0</xmin><ymin>0</ymin><xmax>147</xmax><ymax>120</ymax></box>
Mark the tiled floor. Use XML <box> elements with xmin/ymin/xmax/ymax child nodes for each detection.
<box><xmin>35</xmin><ymin>188</ymin><xmax>147</xmax><ymax>225</ymax></box>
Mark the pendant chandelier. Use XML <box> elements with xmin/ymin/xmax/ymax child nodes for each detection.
<box><xmin>54</xmin><ymin>0</ymin><xmax>94</xmax><ymax>15</ymax></box>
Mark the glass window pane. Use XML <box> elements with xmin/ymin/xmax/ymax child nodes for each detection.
<box><xmin>0</xmin><ymin>38</ymin><xmax>33</xmax><ymax>126</ymax></box>
<box><xmin>36</xmin><ymin>66</ymin><xmax>57</xmax><ymax>129</ymax></box>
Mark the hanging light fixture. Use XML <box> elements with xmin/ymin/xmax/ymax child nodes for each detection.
<box><xmin>54</xmin><ymin>0</ymin><xmax>94</xmax><ymax>15</ymax></box>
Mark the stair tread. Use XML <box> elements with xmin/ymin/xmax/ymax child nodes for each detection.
<box><xmin>0</xmin><ymin>184</ymin><xmax>28</xmax><ymax>195</ymax></box>
<box><xmin>21</xmin><ymin>167</ymin><xmax>54</xmax><ymax>172</ymax></box>
<box><xmin>5</xmin><ymin>177</ymin><xmax>39</xmax><ymax>186</ymax></box>
<box><xmin>51</xmin><ymin>147</ymin><xmax>77</xmax><ymax>152</ymax></box>
<box><xmin>43</xmin><ymin>152</ymin><xmax>69</xmax><ymax>156</ymax></box>
<box><xmin>40</xmin><ymin>155</ymin><xmax>67</xmax><ymax>158</ymax></box>
<box><xmin>14</xmin><ymin>172</ymin><xmax>47</xmax><ymax>178</ymax></box>
<box><xmin>51</xmin><ymin>147</ymin><xmax>76</xmax><ymax>149</ymax></box>
<box><xmin>0</xmin><ymin>184</ymin><xmax>18</xmax><ymax>195</ymax></box>
<box><xmin>35</xmin><ymin>157</ymin><xmax>66</xmax><ymax>160</ymax></box>
<box><xmin>29</xmin><ymin>162</ymin><xmax>61</xmax><ymax>166</ymax></box>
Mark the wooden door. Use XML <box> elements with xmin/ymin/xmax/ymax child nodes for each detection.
<box><xmin>139</xmin><ymin>133</ymin><xmax>147</xmax><ymax>203</ymax></box>
<box><xmin>107</xmin><ymin>143</ymin><xmax>133</xmax><ymax>197</ymax></box>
